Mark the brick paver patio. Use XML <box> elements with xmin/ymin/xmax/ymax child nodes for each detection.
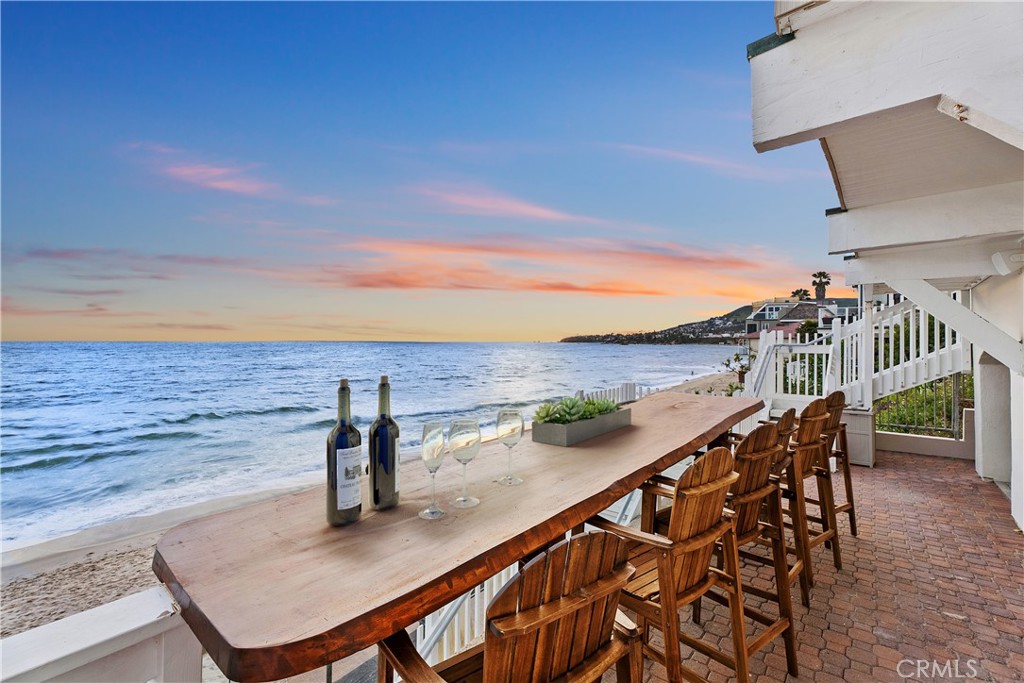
<box><xmin>626</xmin><ymin>450</ymin><xmax>1023</xmax><ymax>683</ymax></box>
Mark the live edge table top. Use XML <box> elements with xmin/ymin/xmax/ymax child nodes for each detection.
<box><xmin>152</xmin><ymin>392</ymin><xmax>762</xmax><ymax>682</ymax></box>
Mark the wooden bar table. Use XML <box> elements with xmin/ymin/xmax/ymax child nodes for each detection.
<box><xmin>153</xmin><ymin>392</ymin><xmax>762</xmax><ymax>682</ymax></box>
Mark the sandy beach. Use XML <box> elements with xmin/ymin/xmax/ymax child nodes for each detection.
<box><xmin>0</xmin><ymin>371</ymin><xmax>737</xmax><ymax>648</ymax></box>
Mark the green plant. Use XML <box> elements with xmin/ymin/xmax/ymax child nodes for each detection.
<box><xmin>723</xmin><ymin>351</ymin><xmax>755</xmax><ymax>374</ymax></box>
<box><xmin>796</xmin><ymin>319</ymin><xmax>819</xmax><ymax>336</ymax></box>
<box><xmin>533</xmin><ymin>396</ymin><xmax>619</xmax><ymax>424</ymax></box>
<box><xmin>726</xmin><ymin>382</ymin><xmax>744</xmax><ymax>396</ymax></box>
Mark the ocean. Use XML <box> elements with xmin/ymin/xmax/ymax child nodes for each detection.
<box><xmin>0</xmin><ymin>341</ymin><xmax>737</xmax><ymax>548</ymax></box>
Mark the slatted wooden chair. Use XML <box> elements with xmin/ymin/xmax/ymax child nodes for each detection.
<box><xmin>824</xmin><ymin>391</ymin><xmax>858</xmax><ymax>536</ymax></box>
<box><xmin>779</xmin><ymin>398</ymin><xmax>842</xmax><ymax>592</ymax></box>
<box><xmin>674</xmin><ymin>424</ymin><xmax>800</xmax><ymax>674</ymax></box>
<box><xmin>589</xmin><ymin>448</ymin><xmax>749</xmax><ymax>683</ymax></box>
<box><xmin>377</xmin><ymin>530</ymin><xmax>643</xmax><ymax>683</ymax></box>
<box><xmin>724</xmin><ymin>408</ymin><xmax>797</xmax><ymax>461</ymax></box>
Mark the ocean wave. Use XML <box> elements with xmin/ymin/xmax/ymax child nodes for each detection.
<box><xmin>163</xmin><ymin>411</ymin><xmax>226</xmax><ymax>424</ymax></box>
<box><xmin>132</xmin><ymin>431</ymin><xmax>203</xmax><ymax>442</ymax></box>
<box><xmin>163</xmin><ymin>405</ymin><xmax>319</xmax><ymax>425</ymax></box>
<box><xmin>1</xmin><ymin>447</ymin><xmax>142</xmax><ymax>474</ymax></box>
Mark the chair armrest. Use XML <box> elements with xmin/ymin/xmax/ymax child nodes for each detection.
<box><xmin>587</xmin><ymin>516</ymin><xmax>674</xmax><ymax>550</ymax></box>
<box><xmin>614</xmin><ymin>609</ymin><xmax>639</xmax><ymax>639</ymax></box>
<box><xmin>645</xmin><ymin>473</ymin><xmax>677</xmax><ymax>489</ymax></box>
<box><xmin>640</xmin><ymin>480</ymin><xmax>676</xmax><ymax>500</ymax></box>
<box><xmin>379</xmin><ymin>630</ymin><xmax>448</xmax><ymax>683</ymax></box>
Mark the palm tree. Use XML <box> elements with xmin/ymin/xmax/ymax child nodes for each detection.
<box><xmin>812</xmin><ymin>271</ymin><xmax>832</xmax><ymax>300</ymax></box>
<box><xmin>790</xmin><ymin>288</ymin><xmax>811</xmax><ymax>300</ymax></box>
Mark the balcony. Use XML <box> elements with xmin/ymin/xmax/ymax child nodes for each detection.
<box><xmin>3</xmin><ymin>448</ymin><xmax>1021</xmax><ymax>683</ymax></box>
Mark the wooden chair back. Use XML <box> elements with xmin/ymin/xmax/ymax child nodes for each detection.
<box><xmin>794</xmin><ymin>399</ymin><xmax>829</xmax><ymax>478</ymax></box>
<box><xmin>823</xmin><ymin>391</ymin><xmax>847</xmax><ymax>448</ymax></box>
<box><xmin>775</xmin><ymin>408</ymin><xmax>797</xmax><ymax>449</ymax></box>
<box><xmin>770</xmin><ymin>408</ymin><xmax>798</xmax><ymax>475</ymax></box>
<box><xmin>663</xmin><ymin>447</ymin><xmax>738</xmax><ymax>596</ymax></box>
<box><xmin>483</xmin><ymin>530</ymin><xmax>632</xmax><ymax>683</ymax></box>
<box><xmin>730</xmin><ymin>423</ymin><xmax>782</xmax><ymax>541</ymax></box>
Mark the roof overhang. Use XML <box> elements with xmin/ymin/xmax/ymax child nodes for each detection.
<box><xmin>820</xmin><ymin>96</ymin><xmax>1023</xmax><ymax>210</ymax></box>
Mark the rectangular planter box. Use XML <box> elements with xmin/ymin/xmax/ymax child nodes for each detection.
<box><xmin>531</xmin><ymin>408</ymin><xmax>632</xmax><ymax>447</ymax></box>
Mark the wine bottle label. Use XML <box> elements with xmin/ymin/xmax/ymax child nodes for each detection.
<box><xmin>335</xmin><ymin>445</ymin><xmax>362</xmax><ymax>510</ymax></box>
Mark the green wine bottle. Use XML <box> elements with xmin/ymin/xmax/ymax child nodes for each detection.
<box><xmin>369</xmin><ymin>375</ymin><xmax>400</xmax><ymax>510</ymax></box>
<box><xmin>326</xmin><ymin>379</ymin><xmax>361</xmax><ymax>526</ymax></box>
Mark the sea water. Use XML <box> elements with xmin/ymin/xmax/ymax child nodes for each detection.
<box><xmin>0</xmin><ymin>341</ymin><xmax>737</xmax><ymax>547</ymax></box>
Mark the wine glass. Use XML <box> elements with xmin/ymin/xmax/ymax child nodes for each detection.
<box><xmin>419</xmin><ymin>422</ymin><xmax>446</xmax><ymax>520</ymax></box>
<box><xmin>496</xmin><ymin>409</ymin><xmax>524</xmax><ymax>486</ymax></box>
<box><xmin>449</xmin><ymin>419</ymin><xmax>481</xmax><ymax>508</ymax></box>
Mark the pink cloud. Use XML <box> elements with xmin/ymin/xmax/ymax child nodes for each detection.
<box><xmin>127</xmin><ymin>141</ymin><xmax>339</xmax><ymax>205</ymax></box>
<box><xmin>162</xmin><ymin>164</ymin><xmax>280</xmax><ymax>198</ymax></box>
<box><xmin>609</xmin><ymin>144</ymin><xmax>829</xmax><ymax>182</ymax></box>
<box><xmin>414</xmin><ymin>183</ymin><xmax>602</xmax><ymax>224</ymax></box>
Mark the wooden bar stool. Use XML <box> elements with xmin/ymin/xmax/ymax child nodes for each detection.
<box><xmin>590</xmin><ymin>448</ymin><xmax>750</xmax><ymax>683</ymax></box>
<box><xmin>378</xmin><ymin>530</ymin><xmax>643</xmax><ymax>683</ymax></box>
<box><xmin>688</xmin><ymin>423</ymin><xmax>800</xmax><ymax>678</ymax></box>
<box><xmin>824</xmin><ymin>391</ymin><xmax>858</xmax><ymax>536</ymax></box>
<box><xmin>780</xmin><ymin>399</ymin><xmax>842</xmax><ymax>592</ymax></box>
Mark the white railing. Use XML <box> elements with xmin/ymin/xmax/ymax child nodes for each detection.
<box><xmin>747</xmin><ymin>296</ymin><xmax>969</xmax><ymax>413</ymax></box>
<box><xmin>577</xmin><ymin>382</ymin><xmax>653</xmax><ymax>404</ymax></box>
<box><xmin>413</xmin><ymin>564</ymin><xmax>518</xmax><ymax>665</ymax></box>
<box><xmin>0</xmin><ymin>586</ymin><xmax>202</xmax><ymax>683</ymax></box>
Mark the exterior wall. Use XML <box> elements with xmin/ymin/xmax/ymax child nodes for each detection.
<box><xmin>752</xmin><ymin>2</ymin><xmax>1023</xmax><ymax>151</ymax></box>
<box><xmin>972</xmin><ymin>271</ymin><xmax>1024</xmax><ymax>343</ymax></box>
<box><xmin>1011</xmin><ymin>372</ymin><xmax>1023</xmax><ymax>528</ymax></box>
<box><xmin>974</xmin><ymin>350</ymin><xmax>1012</xmax><ymax>483</ymax></box>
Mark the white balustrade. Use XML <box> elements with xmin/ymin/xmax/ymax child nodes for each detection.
<box><xmin>0</xmin><ymin>586</ymin><xmax>201</xmax><ymax>683</ymax></box>
<box><xmin>746</xmin><ymin>295</ymin><xmax>969</xmax><ymax>414</ymax></box>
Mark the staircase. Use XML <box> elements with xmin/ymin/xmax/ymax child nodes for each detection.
<box><xmin>745</xmin><ymin>297</ymin><xmax>970</xmax><ymax>415</ymax></box>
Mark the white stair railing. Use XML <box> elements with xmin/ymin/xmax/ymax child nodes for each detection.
<box><xmin>747</xmin><ymin>296</ymin><xmax>969</xmax><ymax>414</ymax></box>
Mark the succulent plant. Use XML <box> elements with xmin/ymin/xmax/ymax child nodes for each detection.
<box><xmin>533</xmin><ymin>396</ymin><xmax>619</xmax><ymax>424</ymax></box>
<box><xmin>533</xmin><ymin>402</ymin><xmax>557</xmax><ymax>423</ymax></box>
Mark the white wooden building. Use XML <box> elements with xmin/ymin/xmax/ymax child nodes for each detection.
<box><xmin>748</xmin><ymin>1</ymin><xmax>1024</xmax><ymax>526</ymax></box>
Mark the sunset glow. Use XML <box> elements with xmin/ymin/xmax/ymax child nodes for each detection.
<box><xmin>2</xmin><ymin>3</ymin><xmax>853</xmax><ymax>342</ymax></box>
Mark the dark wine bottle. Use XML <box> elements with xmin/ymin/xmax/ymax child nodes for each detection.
<box><xmin>368</xmin><ymin>375</ymin><xmax>400</xmax><ymax>510</ymax></box>
<box><xmin>327</xmin><ymin>379</ymin><xmax>362</xmax><ymax>526</ymax></box>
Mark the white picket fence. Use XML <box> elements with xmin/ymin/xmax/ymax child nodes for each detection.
<box><xmin>577</xmin><ymin>382</ymin><xmax>654</xmax><ymax>404</ymax></box>
<box><xmin>746</xmin><ymin>295</ymin><xmax>969</xmax><ymax>413</ymax></box>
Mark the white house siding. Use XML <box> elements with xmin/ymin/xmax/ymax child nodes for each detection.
<box><xmin>751</xmin><ymin>2</ymin><xmax>1023</xmax><ymax>152</ymax></box>
<box><xmin>750</xmin><ymin>1</ymin><xmax>1024</xmax><ymax>527</ymax></box>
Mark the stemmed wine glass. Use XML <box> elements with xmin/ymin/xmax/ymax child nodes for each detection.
<box><xmin>419</xmin><ymin>422</ymin><xmax>446</xmax><ymax>520</ymax></box>
<box><xmin>496</xmin><ymin>409</ymin><xmax>524</xmax><ymax>486</ymax></box>
<box><xmin>449</xmin><ymin>418</ymin><xmax>481</xmax><ymax>508</ymax></box>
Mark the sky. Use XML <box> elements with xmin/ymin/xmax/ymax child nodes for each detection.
<box><xmin>1</xmin><ymin>1</ymin><xmax>853</xmax><ymax>342</ymax></box>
